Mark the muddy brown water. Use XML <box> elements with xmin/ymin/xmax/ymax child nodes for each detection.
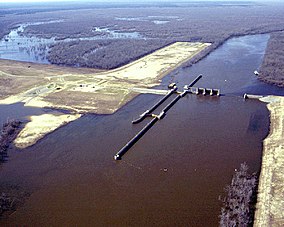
<box><xmin>0</xmin><ymin>34</ymin><xmax>283</xmax><ymax>226</ymax></box>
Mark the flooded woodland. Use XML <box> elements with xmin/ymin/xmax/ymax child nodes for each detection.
<box><xmin>1</xmin><ymin>1</ymin><xmax>284</xmax><ymax>226</ymax></box>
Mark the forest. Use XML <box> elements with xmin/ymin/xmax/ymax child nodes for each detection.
<box><xmin>36</xmin><ymin>5</ymin><xmax>284</xmax><ymax>70</ymax></box>
<box><xmin>0</xmin><ymin>120</ymin><xmax>21</xmax><ymax>163</ymax></box>
<box><xmin>48</xmin><ymin>39</ymin><xmax>171</xmax><ymax>69</ymax></box>
<box><xmin>219</xmin><ymin>163</ymin><xmax>257</xmax><ymax>226</ymax></box>
<box><xmin>259</xmin><ymin>32</ymin><xmax>284</xmax><ymax>87</ymax></box>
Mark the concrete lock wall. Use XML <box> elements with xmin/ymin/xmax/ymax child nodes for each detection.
<box><xmin>190</xmin><ymin>87</ymin><xmax>220</xmax><ymax>96</ymax></box>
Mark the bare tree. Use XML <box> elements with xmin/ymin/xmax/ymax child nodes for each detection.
<box><xmin>219</xmin><ymin>163</ymin><xmax>257</xmax><ymax>227</ymax></box>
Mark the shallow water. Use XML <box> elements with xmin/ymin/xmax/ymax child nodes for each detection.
<box><xmin>0</xmin><ymin>21</ymin><xmax>144</xmax><ymax>64</ymax></box>
<box><xmin>0</xmin><ymin>34</ymin><xmax>282</xmax><ymax>226</ymax></box>
<box><xmin>0</xmin><ymin>21</ymin><xmax>57</xmax><ymax>64</ymax></box>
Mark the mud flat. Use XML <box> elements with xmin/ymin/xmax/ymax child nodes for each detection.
<box><xmin>254</xmin><ymin>96</ymin><xmax>284</xmax><ymax>226</ymax></box>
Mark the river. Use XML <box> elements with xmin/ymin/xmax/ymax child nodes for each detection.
<box><xmin>0</xmin><ymin>34</ymin><xmax>283</xmax><ymax>226</ymax></box>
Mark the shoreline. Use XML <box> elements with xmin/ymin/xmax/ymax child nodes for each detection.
<box><xmin>254</xmin><ymin>96</ymin><xmax>284</xmax><ymax>226</ymax></box>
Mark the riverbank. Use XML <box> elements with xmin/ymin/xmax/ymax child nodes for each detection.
<box><xmin>254</xmin><ymin>95</ymin><xmax>284</xmax><ymax>226</ymax></box>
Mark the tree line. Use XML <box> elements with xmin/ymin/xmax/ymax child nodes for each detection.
<box><xmin>259</xmin><ymin>32</ymin><xmax>284</xmax><ymax>87</ymax></box>
<box><xmin>219</xmin><ymin>163</ymin><xmax>257</xmax><ymax>226</ymax></box>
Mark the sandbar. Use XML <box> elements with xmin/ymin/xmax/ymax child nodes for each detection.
<box><xmin>14</xmin><ymin>113</ymin><xmax>81</xmax><ymax>149</ymax></box>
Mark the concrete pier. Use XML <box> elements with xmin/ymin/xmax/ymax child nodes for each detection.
<box><xmin>132</xmin><ymin>86</ymin><xmax>178</xmax><ymax>124</ymax></box>
<box><xmin>189</xmin><ymin>87</ymin><xmax>220</xmax><ymax>96</ymax></box>
<box><xmin>114</xmin><ymin>117</ymin><xmax>159</xmax><ymax>160</ymax></box>
<box><xmin>114</xmin><ymin>75</ymin><xmax>221</xmax><ymax>160</ymax></box>
<box><xmin>243</xmin><ymin>93</ymin><xmax>264</xmax><ymax>99</ymax></box>
<box><xmin>213</xmin><ymin>89</ymin><xmax>220</xmax><ymax>96</ymax></box>
<box><xmin>115</xmin><ymin>90</ymin><xmax>188</xmax><ymax>160</ymax></box>
<box><xmin>131</xmin><ymin>87</ymin><xmax>169</xmax><ymax>95</ymax></box>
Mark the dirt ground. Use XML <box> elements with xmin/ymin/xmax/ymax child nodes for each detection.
<box><xmin>0</xmin><ymin>41</ymin><xmax>210</xmax><ymax>148</ymax></box>
<box><xmin>254</xmin><ymin>96</ymin><xmax>284</xmax><ymax>226</ymax></box>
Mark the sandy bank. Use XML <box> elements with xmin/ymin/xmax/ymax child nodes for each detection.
<box><xmin>254</xmin><ymin>96</ymin><xmax>284</xmax><ymax>226</ymax></box>
<box><xmin>14</xmin><ymin>113</ymin><xmax>81</xmax><ymax>149</ymax></box>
